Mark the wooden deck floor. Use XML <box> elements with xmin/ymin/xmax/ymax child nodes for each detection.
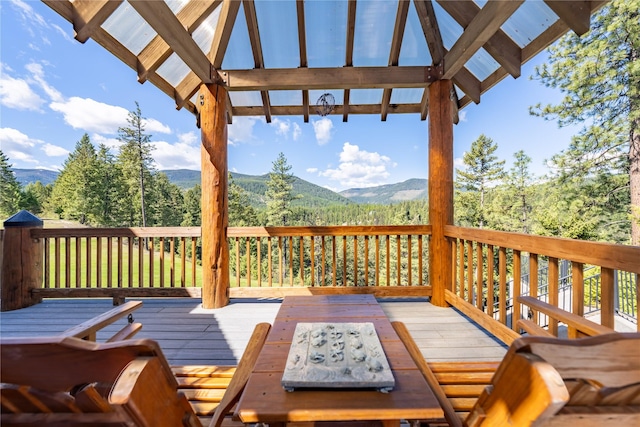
<box><xmin>0</xmin><ymin>297</ymin><xmax>507</xmax><ymax>365</ymax></box>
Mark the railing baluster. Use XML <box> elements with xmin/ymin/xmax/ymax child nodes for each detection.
<box><xmin>268</xmin><ymin>237</ymin><xmax>272</xmax><ymax>287</ymax></box>
<box><xmin>299</xmin><ymin>236</ymin><xmax>304</xmax><ymax>285</ymax></box>
<box><xmin>289</xmin><ymin>236</ymin><xmax>294</xmax><ymax>287</ymax></box>
<box><xmin>257</xmin><ymin>237</ymin><xmax>262</xmax><ymax>287</ymax></box>
<box><xmin>138</xmin><ymin>238</ymin><xmax>144</xmax><ymax>288</ymax></box>
<box><xmin>418</xmin><ymin>235</ymin><xmax>423</xmax><ymax>286</ymax></box>
<box><xmin>569</xmin><ymin>261</ymin><xmax>584</xmax><ymax>338</ymax></box>
<box><xmin>321</xmin><ymin>236</ymin><xmax>326</xmax><ymax>286</ymax></box>
<box><xmin>127</xmin><ymin>237</ymin><xmax>133</xmax><ymax>288</ymax></box>
<box><xmin>548</xmin><ymin>257</ymin><xmax>559</xmax><ymax>335</ymax></box>
<box><xmin>181</xmin><ymin>237</ymin><xmax>186</xmax><ymax>288</ymax></box>
<box><xmin>529</xmin><ymin>253</ymin><xmax>538</xmax><ymax>322</ymax></box>
<box><xmin>247</xmin><ymin>237</ymin><xmax>251</xmax><ymax>288</ymax></box>
<box><xmin>310</xmin><ymin>236</ymin><xmax>315</xmax><ymax>287</ymax></box>
<box><xmin>600</xmin><ymin>267</ymin><xmax>615</xmax><ymax>329</ymax></box>
<box><xmin>499</xmin><ymin>246</ymin><xmax>507</xmax><ymax>324</ymax></box>
<box><xmin>487</xmin><ymin>244</ymin><xmax>494</xmax><ymax>317</ymax></box>
<box><xmin>512</xmin><ymin>250</ymin><xmax>521</xmax><ymax>331</ymax></box>
<box><xmin>458</xmin><ymin>239</ymin><xmax>464</xmax><ymax>299</ymax></box>
<box><xmin>65</xmin><ymin>237</ymin><xmax>71</xmax><ymax>288</ymax></box>
<box><xmin>375</xmin><ymin>235</ymin><xmax>380</xmax><ymax>287</ymax></box>
<box><xmin>342</xmin><ymin>236</ymin><xmax>347</xmax><ymax>286</ymax></box>
<box><xmin>86</xmin><ymin>237</ymin><xmax>91</xmax><ymax>288</ymax></box>
<box><xmin>450</xmin><ymin>238</ymin><xmax>457</xmax><ymax>293</ymax></box>
<box><xmin>96</xmin><ymin>237</ymin><xmax>102</xmax><ymax>288</ymax></box>
<box><xmin>466</xmin><ymin>240</ymin><xmax>473</xmax><ymax>304</ymax></box>
<box><xmin>353</xmin><ymin>236</ymin><xmax>358</xmax><ymax>286</ymax></box>
<box><xmin>278</xmin><ymin>237</ymin><xmax>283</xmax><ymax>286</ymax></box>
<box><xmin>332</xmin><ymin>236</ymin><xmax>336</xmax><ymax>286</ymax></box>
<box><xmin>191</xmin><ymin>237</ymin><xmax>197</xmax><ymax>286</ymax></box>
<box><xmin>170</xmin><ymin>237</ymin><xmax>175</xmax><ymax>287</ymax></box>
<box><xmin>235</xmin><ymin>237</ymin><xmax>240</xmax><ymax>287</ymax></box>
<box><xmin>160</xmin><ymin>237</ymin><xmax>165</xmax><ymax>288</ymax></box>
<box><xmin>385</xmin><ymin>235</ymin><xmax>390</xmax><ymax>287</ymax></box>
<box><xmin>407</xmin><ymin>235</ymin><xmax>412</xmax><ymax>286</ymax></box>
<box><xmin>55</xmin><ymin>237</ymin><xmax>61</xmax><ymax>288</ymax></box>
<box><xmin>148</xmin><ymin>238</ymin><xmax>154</xmax><ymax>288</ymax></box>
<box><xmin>396</xmin><ymin>235</ymin><xmax>401</xmax><ymax>286</ymax></box>
<box><xmin>476</xmin><ymin>242</ymin><xmax>483</xmax><ymax>311</ymax></box>
<box><xmin>364</xmin><ymin>236</ymin><xmax>369</xmax><ymax>286</ymax></box>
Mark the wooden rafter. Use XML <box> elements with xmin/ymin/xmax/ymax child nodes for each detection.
<box><xmin>419</xmin><ymin>89</ymin><xmax>429</xmax><ymax>121</ymax></box>
<box><xmin>71</xmin><ymin>0</ymin><xmax>122</xmax><ymax>43</ymax></box>
<box><xmin>243</xmin><ymin>0</ymin><xmax>271</xmax><ymax>122</ymax></box>
<box><xmin>343</xmin><ymin>0</ymin><xmax>357</xmax><ymax>122</ymax></box>
<box><xmin>129</xmin><ymin>1</ymin><xmax>214</xmax><ymax>84</ymax></box>
<box><xmin>437</xmin><ymin>0</ymin><xmax>522</xmax><ymax>78</ymax></box>
<box><xmin>223</xmin><ymin>66</ymin><xmax>429</xmax><ymax>91</ymax></box>
<box><xmin>209</xmin><ymin>0</ymin><xmax>239</xmax><ymax>69</ymax></box>
<box><xmin>232</xmin><ymin>103</ymin><xmax>423</xmax><ymax>117</ymax></box>
<box><xmin>296</xmin><ymin>0</ymin><xmax>309</xmax><ymax>122</ymax></box>
<box><xmin>381</xmin><ymin>0</ymin><xmax>410</xmax><ymax>121</ymax></box>
<box><xmin>544</xmin><ymin>0</ymin><xmax>591</xmax><ymax>36</ymax></box>
<box><xmin>413</xmin><ymin>0</ymin><xmax>444</xmax><ymax>65</ymax></box>
<box><xmin>42</xmin><ymin>0</ymin><xmax>197</xmax><ymax>114</ymax></box>
<box><xmin>443</xmin><ymin>0</ymin><xmax>524</xmax><ymax>80</ymax></box>
<box><xmin>138</xmin><ymin>0</ymin><xmax>221</xmax><ymax>84</ymax></box>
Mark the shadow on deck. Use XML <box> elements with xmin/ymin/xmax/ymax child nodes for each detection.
<box><xmin>0</xmin><ymin>298</ymin><xmax>508</xmax><ymax>365</ymax></box>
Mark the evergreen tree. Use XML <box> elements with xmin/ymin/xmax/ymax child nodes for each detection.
<box><xmin>182</xmin><ymin>184</ymin><xmax>201</xmax><ymax>227</ymax></box>
<box><xmin>455</xmin><ymin>134</ymin><xmax>505</xmax><ymax>228</ymax></box>
<box><xmin>21</xmin><ymin>181</ymin><xmax>50</xmax><ymax>215</ymax></box>
<box><xmin>0</xmin><ymin>150</ymin><xmax>22</xmax><ymax>217</ymax></box>
<box><xmin>229</xmin><ymin>174</ymin><xmax>258</xmax><ymax>226</ymax></box>
<box><xmin>496</xmin><ymin>151</ymin><xmax>535</xmax><ymax>233</ymax></box>
<box><xmin>530</xmin><ymin>0</ymin><xmax>640</xmax><ymax>244</ymax></box>
<box><xmin>117</xmin><ymin>102</ymin><xmax>155</xmax><ymax>227</ymax></box>
<box><xmin>49</xmin><ymin>134</ymin><xmax>100</xmax><ymax>224</ymax></box>
<box><xmin>94</xmin><ymin>144</ymin><xmax>127</xmax><ymax>226</ymax></box>
<box><xmin>151</xmin><ymin>172</ymin><xmax>184</xmax><ymax>226</ymax></box>
<box><xmin>265</xmin><ymin>152</ymin><xmax>300</xmax><ymax>226</ymax></box>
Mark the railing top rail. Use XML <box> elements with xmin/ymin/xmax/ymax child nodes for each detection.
<box><xmin>228</xmin><ymin>225</ymin><xmax>433</xmax><ymax>238</ymax></box>
<box><xmin>445</xmin><ymin>225</ymin><xmax>640</xmax><ymax>274</ymax></box>
<box><xmin>32</xmin><ymin>227</ymin><xmax>202</xmax><ymax>239</ymax></box>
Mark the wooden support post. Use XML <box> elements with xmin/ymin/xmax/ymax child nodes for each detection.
<box><xmin>1</xmin><ymin>211</ymin><xmax>43</xmax><ymax>311</ymax></box>
<box><xmin>428</xmin><ymin>80</ymin><xmax>454</xmax><ymax>307</ymax></box>
<box><xmin>200</xmin><ymin>84</ymin><xmax>230</xmax><ymax>309</ymax></box>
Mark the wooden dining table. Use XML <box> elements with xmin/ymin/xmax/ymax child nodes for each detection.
<box><xmin>234</xmin><ymin>294</ymin><xmax>445</xmax><ymax>426</ymax></box>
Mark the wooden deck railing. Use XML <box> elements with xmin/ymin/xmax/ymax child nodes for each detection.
<box><xmin>26</xmin><ymin>225</ymin><xmax>433</xmax><ymax>300</ymax></box>
<box><xmin>445</xmin><ymin>226</ymin><xmax>640</xmax><ymax>344</ymax></box>
<box><xmin>227</xmin><ymin>226</ymin><xmax>432</xmax><ymax>297</ymax></box>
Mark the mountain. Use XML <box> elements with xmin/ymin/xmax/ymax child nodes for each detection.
<box><xmin>339</xmin><ymin>178</ymin><xmax>428</xmax><ymax>204</ymax></box>
<box><xmin>13</xmin><ymin>169</ymin><xmax>58</xmax><ymax>186</ymax></box>
<box><xmin>14</xmin><ymin>168</ymin><xmax>427</xmax><ymax>206</ymax></box>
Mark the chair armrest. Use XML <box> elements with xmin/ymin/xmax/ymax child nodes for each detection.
<box><xmin>61</xmin><ymin>301</ymin><xmax>143</xmax><ymax>341</ymax></box>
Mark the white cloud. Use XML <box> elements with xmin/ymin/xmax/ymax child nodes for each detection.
<box><xmin>270</xmin><ymin>118</ymin><xmax>302</xmax><ymax>141</ymax></box>
<box><xmin>26</xmin><ymin>62</ymin><xmax>63</xmax><ymax>102</ymax></box>
<box><xmin>144</xmin><ymin>117</ymin><xmax>171</xmax><ymax>134</ymax></box>
<box><xmin>228</xmin><ymin>116</ymin><xmax>261</xmax><ymax>145</ymax></box>
<box><xmin>306</xmin><ymin>167</ymin><xmax>318</xmax><ymax>173</ymax></box>
<box><xmin>91</xmin><ymin>134</ymin><xmax>121</xmax><ymax>150</ymax></box>
<box><xmin>152</xmin><ymin>131</ymin><xmax>200</xmax><ymax>170</ymax></box>
<box><xmin>458</xmin><ymin>110</ymin><xmax>468</xmax><ymax>122</ymax></box>
<box><xmin>0</xmin><ymin>68</ymin><xmax>44</xmax><ymax>111</ymax></box>
<box><xmin>292</xmin><ymin>123</ymin><xmax>302</xmax><ymax>141</ymax></box>
<box><xmin>312</xmin><ymin>117</ymin><xmax>333</xmax><ymax>145</ymax></box>
<box><xmin>454</xmin><ymin>157</ymin><xmax>465</xmax><ymax>169</ymax></box>
<box><xmin>319</xmin><ymin>142</ymin><xmax>395</xmax><ymax>188</ymax></box>
<box><xmin>0</xmin><ymin>127</ymin><xmax>68</xmax><ymax>165</ymax></box>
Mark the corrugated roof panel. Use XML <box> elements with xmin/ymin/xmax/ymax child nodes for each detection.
<box><xmin>193</xmin><ymin>7</ymin><xmax>221</xmax><ymax>54</ymax></box>
<box><xmin>255</xmin><ymin>1</ymin><xmax>299</xmax><ymax>68</ymax></box>
<box><xmin>230</xmin><ymin>91</ymin><xmax>263</xmax><ymax>107</ymax></box>
<box><xmin>102</xmin><ymin>1</ymin><xmax>156</xmax><ymax>56</ymax></box>
<box><xmin>399</xmin><ymin>1</ymin><xmax>433</xmax><ymax>66</ymax></box>
<box><xmin>433</xmin><ymin>1</ymin><xmax>462</xmax><ymax>50</ymax></box>
<box><xmin>155</xmin><ymin>52</ymin><xmax>191</xmax><ymax>87</ymax></box>
<box><xmin>501</xmin><ymin>0</ymin><xmax>559</xmax><ymax>47</ymax></box>
<box><xmin>350</xmin><ymin>89</ymin><xmax>383</xmax><ymax>105</ymax></box>
<box><xmin>270</xmin><ymin>90</ymin><xmax>301</xmax><ymax>107</ymax></box>
<box><xmin>222</xmin><ymin>5</ymin><xmax>255</xmax><ymax>70</ymax></box>
<box><xmin>353</xmin><ymin>0</ymin><xmax>396</xmax><ymax>67</ymax></box>
<box><xmin>466</xmin><ymin>47</ymin><xmax>501</xmax><ymax>81</ymax></box>
<box><xmin>305</xmin><ymin>1</ymin><xmax>348</xmax><ymax>68</ymax></box>
<box><xmin>390</xmin><ymin>88</ymin><xmax>423</xmax><ymax>104</ymax></box>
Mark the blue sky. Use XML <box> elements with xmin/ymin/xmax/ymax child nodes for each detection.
<box><xmin>1</xmin><ymin>0</ymin><xmax>581</xmax><ymax>192</ymax></box>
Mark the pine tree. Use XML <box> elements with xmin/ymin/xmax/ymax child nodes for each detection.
<box><xmin>229</xmin><ymin>174</ymin><xmax>258</xmax><ymax>226</ymax></box>
<box><xmin>455</xmin><ymin>134</ymin><xmax>505</xmax><ymax>228</ymax></box>
<box><xmin>182</xmin><ymin>184</ymin><xmax>202</xmax><ymax>227</ymax></box>
<box><xmin>265</xmin><ymin>152</ymin><xmax>300</xmax><ymax>226</ymax></box>
<box><xmin>117</xmin><ymin>102</ymin><xmax>155</xmax><ymax>227</ymax></box>
<box><xmin>503</xmin><ymin>151</ymin><xmax>535</xmax><ymax>233</ymax></box>
<box><xmin>49</xmin><ymin>134</ymin><xmax>100</xmax><ymax>224</ymax></box>
<box><xmin>0</xmin><ymin>150</ymin><xmax>22</xmax><ymax>217</ymax></box>
<box><xmin>530</xmin><ymin>0</ymin><xmax>640</xmax><ymax>244</ymax></box>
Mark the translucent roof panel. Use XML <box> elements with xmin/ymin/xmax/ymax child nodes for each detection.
<box><xmin>399</xmin><ymin>1</ymin><xmax>432</xmax><ymax>66</ymax></box>
<box><xmin>222</xmin><ymin>5</ymin><xmax>255</xmax><ymax>70</ymax></box>
<box><xmin>156</xmin><ymin>52</ymin><xmax>191</xmax><ymax>87</ymax></box>
<box><xmin>353</xmin><ymin>1</ymin><xmax>396</xmax><ymax>67</ymax></box>
<box><xmin>256</xmin><ymin>1</ymin><xmax>300</xmax><ymax>68</ymax></box>
<box><xmin>230</xmin><ymin>91</ymin><xmax>263</xmax><ymax>107</ymax></box>
<box><xmin>390</xmin><ymin>88</ymin><xmax>423</xmax><ymax>105</ymax></box>
<box><xmin>309</xmin><ymin>90</ymin><xmax>345</xmax><ymax>107</ymax></box>
<box><xmin>433</xmin><ymin>1</ymin><xmax>463</xmax><ymax>50</ymax></box>
<box><xmin>501</xmin><ymin>1</ymin><xmax>560</xmax><ymax>47</ymax></box>
<box><xmin>466</xmin><ymin>48</ymin><xmax>501</xmax><ymax>81</ymax></box>
<box><xmin>350</xmin><ymin>89</ymin><xmax>383</xmax><ymax>105</ymax></box>
<box><xmin>102</xmin><ymin>1</ymin><xmax>156</xmax><ymax>55</ymax></box>
<box><xmin>270</xmin><ymin>91</ymin><xmax>301</xmax><ymax>107</ymax></box>
<box><xmin>305</xmin><ymin>1</ymin><xmax>348</xmax><ymax>68</ymax></box>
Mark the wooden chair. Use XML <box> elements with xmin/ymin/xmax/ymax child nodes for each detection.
<box><xmin>392</xmin><ymin>322</ymin><xmax>640</xmax><ymax>427</ymax></box>
<box><xmin>0</xmin><ymin>322</ymin><xmax>271</xmax><ymax>427</ymax></box>
<box><xmin>59</xmin><ymin>300</ymin><xmax>143</xmax><ymax>342</ymax></box>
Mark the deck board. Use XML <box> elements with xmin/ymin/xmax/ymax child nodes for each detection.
<box><xmin>0</xmin><ymin>297</ymin><xmax>507</xmax><ymax>364</ymax></box>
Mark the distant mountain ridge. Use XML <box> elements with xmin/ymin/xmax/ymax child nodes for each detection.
<box><xmin>13</xmin><ymin>168</ymin><xmax>428</xmax><ymax>206</ymax></box>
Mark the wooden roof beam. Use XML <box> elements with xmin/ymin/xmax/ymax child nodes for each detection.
<box><xmin>382</xmin><ymin>0</ymin><xmax>410</xmax><ymax>121</ymax></box>
<box><xmin>296</xmin><ymin>0</ymin><xmax>309</xmax><ymax>122</ymax></box>
<box><xmin>443</xmin><ymin>0</ymin><xmax>524</xmax><ymax>80</ymax></box>
<box><xmin>343</xmin><ymin>0</ymin><xmax>357</xmax><ymax>122</ymax></box>
<box><xmin>413</xmin><ymin>0</ymin><xmax>445</xmax><ymax>65</ymax></box>
<box><xmin>71</xmin><ymin>0</ymin><xmax>122</xmax><ymax>43</ymax></box>
<box><xmin>437</xmin><ymin>0</ymin><xmax>522</xmax><ymax>78</ymax></box>
<box><xmin>223</xmin><ymin>66</ymin><xmax>430</xmax><ymax>91</ymax></box>
<box><xmin>419</xmin><ymin>88</ymin><xmax>429</xmax><ymax>121</ymax></box>
<box><xmin>137</xmin><ymin>0</ymin><xmax>222</xmax><ymax>84</ymax></box>
<box><xmin>209</xmin><ymin>0</ymin><xmax>239</xmax><ymax>69</ymax></box>
<box><xmin>232</xmin><ymin>103</ymin><xmax>424</xmax><ymax>117</ymax></box>
<box><xmin>544</xmin><ymin>0</ymin><xmax>591</xmax><ymax>36</ymax></box>
<box><xmin>243</xmin><ymin>0</ymin><xmax>271</xmax><ymax>122</ymax></box>
<box><xmin>129</xmin><ymin>1</ymin><xmax>215</xmax><ymax>84</ymax></box>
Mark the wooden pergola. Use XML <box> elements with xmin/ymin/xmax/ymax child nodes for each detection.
<box><xmin>43</xmin><ymin>0</ymin><xmax>608</xmax><ymax>308</ymax></box>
